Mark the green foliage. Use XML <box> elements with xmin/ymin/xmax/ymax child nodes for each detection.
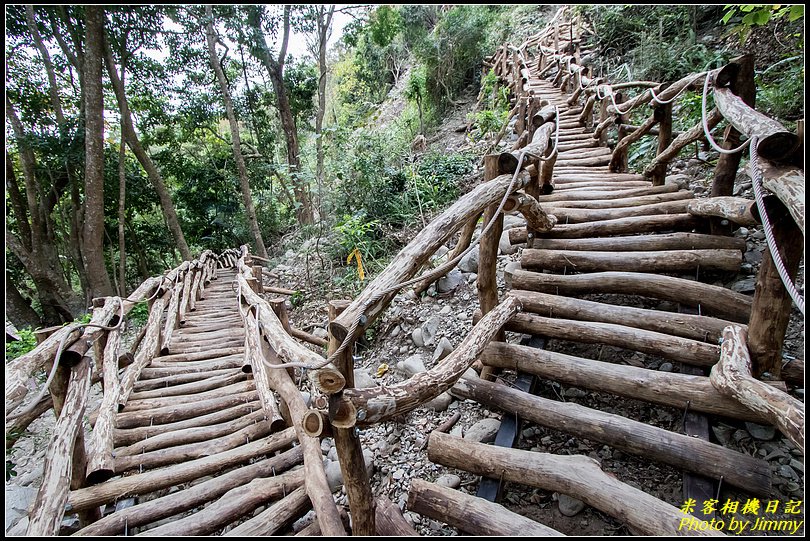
<box><xmin>581</xmin><ymin>6</ymin><xmax>728</xmax><ymax>81</ymax></box>
<box><xmin>415</xmin><ymin>5</ymin><xmax>496</xmax><ymax>112</ymax></box>
<box><xmin>404</xmin><ymin>65</ymin><xmax>427</xmax><ymax>106</ymax></box>
<box><xmin>466</xmin><ymin>109</ymin><xmax>507</xmax><ymax>140</ymax></box>
<box><xmin>283</xmin><ymin>60</ymin><xmax>318</xmax><ymax>122</ymax></box>
<box><xmin>332</xmin><ymin>212</ymin><xmax>384</xmax><ymax>263</ymax></box>
<box><xmin>721</xmin><ymin>4</ymin><xmax>804</xmax><ymax>43</ymax></box>
<box><xmin>5</xmin><ymin>328</ymin><xmax>37</xmax><ymax>361</ymax></box>
<box><xmin>757</xmin><ymin>60</ymin><xmax>805</xmax><ymax>121</ymax></box>
<box><xmin>128</xmin><ymin>302</ymin><xmax>150</xmax><ymax>327</ymax></box>
<box><xmin>368</xmin><ymin>5</ymin><xmax>402</xmax><ymax>48</ymax></box>
<box><xmin>6</xmin><ymin>458</ymin><xmax>18</xmax><ymax>481</ymax></box>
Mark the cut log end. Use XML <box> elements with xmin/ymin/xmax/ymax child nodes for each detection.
<box><xmin>757</xmin><ymin>133</ymin><xmax>801</xmax><ymax>162</ymax></box>
<box><xmin>85</xmin><ymin>468</ymin><xmax>115</xmax><ymax>486</ymax></box>
<box><xmin>314</xmin><ymin>367</ymin><xmax>347</xmax><ymax>395</ymax></box>
<box><xmin>329</xmin><ymin>394</ymin><xmax>358</xmax><ymax>429</ymax></box>
<box><xmin>302</xmin><ymin>410</ymin><xmax>332</xmax><ymax>439</ymax></box>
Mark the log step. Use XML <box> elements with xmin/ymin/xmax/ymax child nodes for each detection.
<box><xmin>508</xmin><ymin>269</ymin><xmax>752</xmax><ymax>323</ymax></box>
<box><xmin>480</xmin><ymin>342</ymin><xmax>766</xmax><ymax>423</ymax></box>
<box><xmin>448</xmin><ymin>378</ymin><xmax>772</xmax><ymax>496</ymax></box>
<box><xmin>509</xmin><ymin>289</ymin><xmax>739</xmax><ymax>342</ymax></box>
<box><xmin>533</xmin><ymin>213</ymin><xmax>702</xmax><ymax>238</ymax></box>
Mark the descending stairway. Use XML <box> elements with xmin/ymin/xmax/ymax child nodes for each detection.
<box><xmin>70</xmin><ymin>268</ymin><xmax>304</xmax><ymax>536</ymax></box>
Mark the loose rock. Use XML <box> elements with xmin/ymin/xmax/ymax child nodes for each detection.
<box><xmin>400</xmin><ymin>355</ymin><xmax>427</xmax><ymax>377</ymax></box>
<box><xmin>435</xmin><ymin>474</ymin><xmax>461</xmax><ymax>489</ymax></box>
<box><xmin>745</xmin><ymin>422</ymin><xmax>776</xmax><ymax>441</ymax></box>
<box><xmin>438</xmin><ymin>270</ymin><xmax>464</xmax><ymax>293</ymax></box>
<box><xmin>432</xmin><ymin>337</ymin><xmax>454</xmax><ymax>362</ymax></box>
<box><xmin>464</xmin><ymin>418</ymin><xmax>501</xmax><ymax>443</ymax></box>
<box><xmin>557</xmin><ymin>493</ymin><xmax>587</xmax><ymax>517</ymax></box>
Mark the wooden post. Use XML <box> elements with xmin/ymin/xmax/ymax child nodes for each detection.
<box><xmin>649</xmin><ymin>102</ymin><xmax>673</xmax><ymax>185</ymax></box>
<box><xmin>26</xmin><ymin>358</ymin><xmax>93</xmax><ymax>535</ymax></box>
<box><xmin>516</xmin><ymin>95</ymin><xmax>528</xmax><ymax>136</ymax></box>
<box><xmin>711</xmin><ymin>325</ymin><xmax>804</xmax><ymax>453</ymax></box>
<box><xmin>747</xmin><ymin>198</ymin><xmax>803</xmax><ymax>378</ymax></box>
<box><xmin>709</xmin><ymin>55</ymin><xmax>756</xmax><ymax>234</ymax></box>
<box><xmin>252</xmin><ymin>265</ymin><xmax>264</xmax><ymax>294</ymax></box>
<box><xmin>477</xmin><ymin>155</ymin><xmax>503</xmax><ymax>382</ymax></box>
<box><xmin>610</xmin><ymin>92</ymin><xmax>629</xmax><ymax>173</ymax></box>
<box><xmin>328</xmin><ymin>301</ymin><xmax>375</xmax><ymax>535</ymax></box>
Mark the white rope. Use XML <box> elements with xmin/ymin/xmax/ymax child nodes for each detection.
<box><xmin>701</xmin><ymin>74</ymin><xmax>752</xmax><ymax>155</ymax></box>
<box><xmin>648</xmin><ymin>71</ymin><xmax>707</xmax><ymax>105</ymax></box>
<box><xmin>7</xmin><ymin>297</ymin><xmax>126</xmax><ymax>421</ymax></box>
<box><xmin>749</xmin><ymin>136</ymin><xmax>805</xmax><ymax>315</ymax></box>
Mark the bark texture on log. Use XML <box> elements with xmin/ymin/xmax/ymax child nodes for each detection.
<box><xmin>408</xmin><ymin>478</ymin><xmax>562</xmax><ymax>536</ymax></box>
<box><xmin>118</xmin><ymin>291</ymin><xmax>169</xmax><ymax>408</ymax></box>
<box><xmin>376</xmin><ymin>495</ymin><xmax>420</xmax><ymax>536</ymax></box>
<box><xmin>73</xmin><ymin>448</ymin><xmax>304</xmax><ymax>536</ymax></box>
<box><xmin>710</xmin><ymin>326</ymin><xmax>804</xmax><ymax>453</ymax></box>
<box><xmin>687</xmin><ymin>197</ymin><xmax>759</xmax><ymax>226</ymax></box>
<box><xmin>510</xmin><ymin>269</ymin><xmax>752</xmax><ymax>322</ymax></box>
<box><xmin>481</xmin><ymin>341</ymin><xmax>766</xmax><ymax>423</ymax></box>
<box><xmin>450</xmin><ymin>376</ymin><xmax>770</xmax><ymax>495</ymax></box>
<box><xmin>143</xmin><ymin>468</ymin><xmax>305</xmax><ymax>536</ymax></box>
<box><xmin>753</xmin><ymin>161</ymin><xmax>804</xmax><ymax>236</ymax></box>
<box><xmin>529</xmin><ymin>232</ymin><xmax>744</xmax><ymax>252</ymax></box>
<box><xmin>511</xmin><ymin>289</ymin><xmax>738</xmax><ymax>342</ymax></box>
<box><xmin>544</xmin><ymin>199</ymin><xmax>691</xmax><ymax>223</ymax></box>
<box><xmin>223</xmin><ymin>485</ymin><xmax>310</xmax><ymax>536</ymax></box>
<box><xmin>428</xmin><ymin>431</ymin><xmax>723</xmax><ymax>536</ymax></box>
<box><xmin>113</xmin><ymin>400</ymin><xmax>261</xmax><ymax>447</ymax></box>
<box><xmin>330</xmin><ymin>297</ymin><xmax>520</xmax><ymax>427</ymax></box>
<box><xmin>85</xmin><ymin>321</ymin><xmax>123</xmax><ymax>484</ymax></box>
<box><xmin>26</xmin><ymin>358</ymin><xmax>92</xmax><ymax>536</ymax></box>
<box><xmin>505</xmin><ymin>312</ymin><xmax>720</xmax><ymax>367</ymax></box>
<box><xmin>533</xmin><ymin>213</ymin><xmax>701</xmax><ymax>238</ymax></box>
<box><xmin>521</xmin><ymin>248</ymin><xmax>741</xmax><ymax>274</ymax></box>
<box><xmin>713</xmin><ymin>87</ymin><xmax>799</xmax><ymax>162</ymax></box>
<box><xmin>67</xmin><ymin>428</ymin><xmax>297</xmax><ymax>512</ymax></box>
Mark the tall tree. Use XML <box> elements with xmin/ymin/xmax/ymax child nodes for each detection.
<box><xmin>102</xmin><ymin>16</ymin><xmax>193</xmax><ymax>262</ymax></box>
<box><xmin>4</xmin><ymin>123</ymin><xmax>78</xmax><ymax>324</ymax></box>
<box><xmin>204</xmin><ymin>5</ymin><xmax>268</xmax><ymax>258</ymax></box>
<box><xmin>244</xmin><ymin>5</ymin><xmax>314</xmax><ymax>225</ymax></box>
<box><xmin>313</xmin><ymin>6</ymin><xmax>334</xmax><ymax>195</ymax></box>
<box><xmin>81</xmin><ymin>5</ymin><xmax>115</xmax><ymax>298</ymax></box>
<box><xmin>25</xmin><ymin>6</ymin><xmax>91</xmax><ymax>297</ymax></box>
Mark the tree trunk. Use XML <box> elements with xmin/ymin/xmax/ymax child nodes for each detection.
<box><xmin>117</xmin><ymin>98</ymin><xmax>127</xmax><ymax>296</ymax></box>
<box><xmin>5</xmin><ymin>269</ymin><xmax>41</xmax><ymax>328</ymax></box>
<box><xmin>205</xmin><ymin>7</ymin><xmax>269</xmax><ymax>259</ymax></box>
<box><xmin>102</xmin><ymin>41</ymin><xmax>192</xmax><ymax>262</ymax></box>
<box><xmin>315</xmin><ymin>6</ymin><xmax>334</xmax><ymax>197</ymax></box>
<box><xmin>246</xmin><ymin>6</ymin><xmax>313</xmax><ymax>225</ymax></box>
<box><xmin>81</xmin><ymin>6</ymin><xmax>114</xmax><ymax>298</ymax></box>
<box><xmin>6</xmin><ymin>102</ymin><xmax>78</xmax><ymax>324</ymax></box>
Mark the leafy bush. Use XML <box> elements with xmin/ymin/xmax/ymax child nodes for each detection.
<box><xmin>128</xmin><ymin>302</ymin><xmax>150</xmax><ymax>327</ymax></box>
<box><xmin>467</xmin><ymin>109</ymin><xmax>507</xmax><ymax>140</ymax></box>
<box><xmin>757</xmin><ymin>60</ymin><xmax>805</xmax><ymax>122</ymax></box>
<box><xmin>5</xmin><ymin>327</ymin><xmax>37</xmax><ymax>361</ymax></box>
<box><xmin>721</xmin><ymin>4</ymin><xmax>804</xmax><ymax>44</ymax></box>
